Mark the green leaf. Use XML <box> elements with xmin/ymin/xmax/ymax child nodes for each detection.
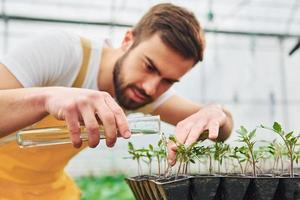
<box><xmin>169</xmin><ymin>135</ymin><xmax>176</xmax><ymax>143</ymax></box>
<box><xmin>149</xmin><ymin>144</ymin><xmax>154</xmax><ymax>151</ymax></box>
<box><xmin>285</xmin><ymin>131</ymin><xmax>294</xmax><ymax>140</ymax></box>
<box><xmin>241</xmin><ymin>126</ymin><xmax>248</xmax><ymax>134</ymax></box>
<box><xmin>128</xmin><ymin>142</ymin><xmax>134</xmax><ymax>151</ymax></box>
<box><xmin>158</xmin><ymin>139</ymin><xmax>162</xmax><ymax>147</ymax></box>
<box><xmin>249</xmin><ymin>129</ymin><xmax>256</xmax><ymax>139</ymax></box>
<box><xmin>273</xmin><ymin>122</ymin><xmax>282</xmax><ymax>133</ymax></box>
<box><xmin>291</xmin><ymin>137</ymin><xmax>298</xmax><ymax>145</ymax></box>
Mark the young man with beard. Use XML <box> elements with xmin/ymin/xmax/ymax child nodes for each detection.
<box><xmin>0</xmin><ymin>3</ymin><xmax>233</xmax><ymax>199</ymax></box>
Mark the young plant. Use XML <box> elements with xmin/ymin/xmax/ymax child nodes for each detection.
<box><xmin>213</xmin><ymin>142</ymin><xmax>230</xmax><ymax>174</ymax></box>
<box><xmin>169</xmin><ymin>135</ymin><xmax>198</xmax><ymax>177</ymax></box>
<box><xmin>142</xmin><ymin>145</ymin><xmax>154</xmax><ymax>176</ymax></box>
<box><xmin>267</xmin><ymin>140</ymin><xmax>285</xmax><ymax>175</ymax></box>
<box><xmin>294</xmin><ymin>146</ymin><xmax>300</xmax><ymax>170</ymax></box>
<box><xmin>236</xmin><ymin>126</ymin><xmax>258</xmax><ymax>177</ymax></box>
<box><xmin>229</xmin><ymin>146</ymin><xmax>248</xmax><ymax>174</ymax></box>
<box><xmin>261</xmin><ymin>122</ymin><xmax>300</xmax><ymax>177</ymax></box>
<box><xmin>153</xmin><ymin>139</ymin><xmax>167</xmax><ymax>176</ymax></box>
<box><xmin>127</xmin><ymin>142</ymin><xmax>144</xmax><ymax>176</ymax></box>
<box><xmin>193</xmin><ymin>145</ymin><xmax>207</xmax><ymax>174</ymax></box>
<box><xmin>254</xmin><ymin>146</ymin><xmax>268</xmax><ymax>174</ymax></box>
<box><xmin>203</xmin><ymin>146</ymin><xmax>214</xmax><ymax>174</ymax></box>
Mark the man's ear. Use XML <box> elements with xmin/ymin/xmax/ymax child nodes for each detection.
<box><xmin>121</xmin><ymin>29</ymin><xmax>134</xmax><ymax>52</ymax></box>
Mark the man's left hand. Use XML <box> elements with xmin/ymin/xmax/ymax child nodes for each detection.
<box><xmin>167</xmin><ymin>104</ymin><xmax>230</xmax><ymax>165</ymax></box>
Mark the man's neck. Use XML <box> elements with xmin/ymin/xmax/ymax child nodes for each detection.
<box><xmin>97</xmin><ymin>47</ymin><xmax>123</xmax><ymax>98</ymax></box>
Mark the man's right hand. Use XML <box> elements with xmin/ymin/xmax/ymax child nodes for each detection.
<box><xmin>44</xmin><ymin>87</ymin><xmax>131</xmax><ymax>148</ymax></box>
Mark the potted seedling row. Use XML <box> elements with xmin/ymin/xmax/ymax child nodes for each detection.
<box><xmin>125</xmin><ymin>122</ymin><xmax>300</xmax><ymax>200</ymax></box>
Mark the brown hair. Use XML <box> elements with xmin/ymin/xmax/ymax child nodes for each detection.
<box><xmin>132</xmin><ymin>3</ymin><xmax>205</xmax><ymax>63</ymax></box>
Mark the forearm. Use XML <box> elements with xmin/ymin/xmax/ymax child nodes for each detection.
<box><xmin>155</xmin><ymin>95</ymin><xmax>233</xmax><ymax>141</ymax></box>
<box><xmin>0</xmin><ymin>88</ymin><xmax>48</xmax><ymax>137</ymax></box>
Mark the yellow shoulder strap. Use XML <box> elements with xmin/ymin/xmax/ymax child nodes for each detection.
<box><xmin>35</xmin><ymin>36</ymin><xmax>92</xmax><ymax>128</ymax></box>
<box><xmin>72</xmin><ymin>37</ymin><xmax>92</xmax><ymax>88</ymax></box>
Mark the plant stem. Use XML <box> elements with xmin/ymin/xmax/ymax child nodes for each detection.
<box><xmin>280</xmin><ymin>156</ymin><xmax>284</xmax><ymax>175</ymax></box>
<box><xmin>177</xmin><ymin>161</ymin><xmax>182</xmax><ymax>178</ymax></box>
<box><xmin>251</xmin><ymin>157</ymin><xmax>256</xmax><ymax>177</ymax></box>
<box><xmin>238</xmin><ymin>160</ymin><xmax>244</xmax><ymax>174</ymax></box>
<box><xmin>224</xmin><ymin>159</ymin><xmax>228</xmax><ymax>174</ymax></box>
<box><xmin>246</xmin><ymin>140</ymin><xmax>256</xmax><ymax>177</ymax></box>
<box><xmin>184</xmin><ymin>162</ymin><xmax>188</xmax><ymax>174</ymax></box>
<box><xmin>245</xmin><ymin>161</ymin><xmax>249</xmax><ymax>175</ymax></box>
<box><xmin>278</xmin><ymin>134</ymin><xmax>294</xmax><ymax>177</ymax></box>
<box><xmin>290</xmin><ymin>152</ymin><xmax>294</xmax><ymax>178</ymax></box>
<box><xmin>272</xmin><ymin>157</ymin><xmax>278</xmax><ymax>176</ymax></box>
<box><xmin>137</xmin><ymin>159</ymin><xmax>142</xmax><ymax>176</ymax></box>
<box><xmin>157</xmin><ymin>157</ymin><xmax>160</xmax><ymax>176</ymax></box>
<box><xmin>209</xmin><ymin>155</ymin><xmax>212</xmax><ymax>175</ymax></box>
<box><xmin>149</xmin><ymin>162</ymin><xmax>152</xmax><ymax>176</ymax></box>
<box><xmin>164</xmin><ymin>164</ymin><xmax>172</xmax><ymax>178</ymax></box>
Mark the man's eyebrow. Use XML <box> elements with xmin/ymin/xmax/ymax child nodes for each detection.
<box><xmin>145</xmin><ymin>56</ymin><xmax>179</xmax><ymax>83</ymax></box>
<box><xmin>145</xmin><ymin>56</ymin><xmax>161</xmax><ymax>75</ymax></box>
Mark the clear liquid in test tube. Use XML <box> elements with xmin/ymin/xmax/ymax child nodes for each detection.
<box><xmin>16</xmin><ymin>115</ymin><xmax>161</xmax><ymax>148</ymax></box>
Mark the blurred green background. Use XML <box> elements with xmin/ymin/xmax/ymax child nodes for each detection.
<box><xmin>76</xmin><ymin>174</ymin><xmax>135</xmax><ymax>200</ymax></box>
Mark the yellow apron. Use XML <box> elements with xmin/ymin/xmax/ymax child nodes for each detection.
<box><xmin>0</xmin><ymin>37</ymin><xmax>91</xmax><ymax>200</ymax></box>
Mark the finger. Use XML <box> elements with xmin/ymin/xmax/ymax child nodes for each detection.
<box><xmin>167</xmin><ymin>121</ymin><xmax>194</xmax><ymax>165</ymax></box>
<box><xmin>175</xmin><ymin>121</ymin><xmax>194</xmax><ymax>144</ymax></box>
<box><xmin>77</xmin><ymin>99</ymin><xmax>100</xmax><ymax>148</ymax></box>
<box><xmin>104</xmin><ymin>96</ymin><xmax>131</xmax><ymax>139</ymax></box>
<box><xmin>65</xmin><ymin>110</ymin><xmax>82</xmax><ymax>148</ymax></box>
<box><xmin>167</xmin><ymin>141</ymin><xmax>177</xmax><ymax>166</ymax></box>
<box><xmin>208</xmin><ymin>120</ymin><xmax>220</xmax><ymax>140</ymax></box>
<box><xmin>95</xmin><ymin>99</ymin><xmax>117</xmax><ymax>147</ymax></box>
<box><xmin>185</xmin><ymin>121</ymin><xmax>206</xmax><ymax>146</ymax></box>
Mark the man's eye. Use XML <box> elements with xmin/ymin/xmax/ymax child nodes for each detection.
<box><xmin>146</xmin><ymin>64</ymin><xmax>155</xmax><ymax>72</ymax></box>
<box><xmin>162</xmin><ymin>79</ymin><xmax>174</xmax><ymax>85</ymax></box>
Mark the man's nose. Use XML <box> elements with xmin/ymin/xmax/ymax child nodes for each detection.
<box><xmin>142</xmin><ymin>77</ymin><xmax>160</xmax><ymax>96</ymax></box>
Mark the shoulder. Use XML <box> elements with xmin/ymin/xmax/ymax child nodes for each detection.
<box><xmin>35</xmin><ymin>30</ymin><xmax>79</xmax><ymax>43</ymax></box>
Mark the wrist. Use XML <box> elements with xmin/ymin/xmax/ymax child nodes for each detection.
<box><xmin>26</xmin><ymin>87</ymin><xmax>49</xmax><ymax>116</ymax></box>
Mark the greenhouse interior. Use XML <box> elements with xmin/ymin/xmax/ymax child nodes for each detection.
<box><xmin>0</xmin><ymin>0</ymin><xmax>300</xmax><ymax>200</ymax></box>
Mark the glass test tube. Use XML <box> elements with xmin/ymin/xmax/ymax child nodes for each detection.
<box><xmin>17</xmin><ymin>115</ymin><xmax>161</xmax><ymax>148</ymax></box>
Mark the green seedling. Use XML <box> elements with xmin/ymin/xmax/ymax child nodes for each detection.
<box><xmin>229</xmin><ymin>146</ymin><xmax>248</xmax><ymax>174</ymax></box>
<box><xmin>213</xmin><ymin>142</ymin><xmax>230</xmax><ymax>174</ymax></box>
<box><xmin>261</xmin><ymin>122</ymin><xmax>300</xmax><ymax>177</ymax></box>
<box><xmin>236</xmin><ymin>126</ymin><xmax>258</xmax><ymax>177</ymax></box>
<box><xmin>127</xmin><ymin>142</ymin><xmax>145</xmax><ymax>176</ymax></box>
<box><xmin>202</xmin><ymin>146</ymin><xmax>214</xmax><ymax>174</ymax></box>
<box><xmin>153</xmin><ymin>139</ymin><xmax>167</xmax><ymax>176</ymax></box>
<box><xmin>142</xmin><ymin>145</ymin><xmax>154</xmax><ymax>176</ymax></box>
<box><xmin>192</xmin><ymin>145</ymin><xmax>207</xmax><ymax>173</ymax></box>
<box><xmin>169</xmin><ymin>135</ymin><xmax>198</xmax><ymax>177</ymax></box>
<box><xmin>267</xmin><ymin>140</ymin><xmax>285</xmax><ymax>175</ymax></box>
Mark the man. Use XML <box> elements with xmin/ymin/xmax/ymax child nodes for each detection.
<box><xmin>0</xmin><ymin>3</ymin><xmax>233</xmax><ymax>199</ymax></box>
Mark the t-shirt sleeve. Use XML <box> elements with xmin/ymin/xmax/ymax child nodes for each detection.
<box><xmin>0</xmin><ymin>30</ymin><xmax>82</xmax><ymax>87</ymax></box>
<box><xmin>151</xmin><ymin>88</ymin><xmax>176</xmax><ymax>110</ymax></box>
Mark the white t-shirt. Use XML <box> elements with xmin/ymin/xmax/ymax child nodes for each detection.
<box><xmin>0</xmin><ymin>30</ymin><xmax>175</xmax><ymax>111</ymax></box>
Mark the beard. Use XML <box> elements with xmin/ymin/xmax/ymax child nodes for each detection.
<box><xmin>113</xmin><ymin>52</ymin><xmax>153</xmax><ymax>110</ymax></box>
